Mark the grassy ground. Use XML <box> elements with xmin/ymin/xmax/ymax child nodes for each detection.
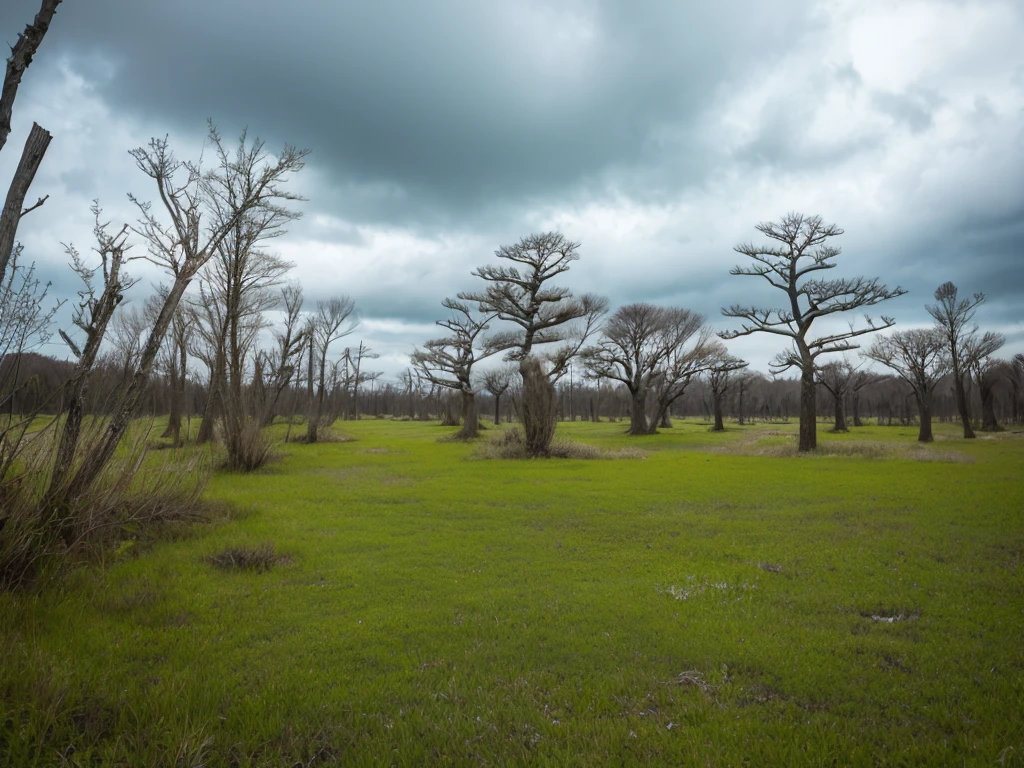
<box><xmin>2</xmin><ymin>418</ymin><xmax>1022</xmax><ymax>766</ymax></box>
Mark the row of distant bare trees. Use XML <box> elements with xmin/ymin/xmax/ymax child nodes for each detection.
<box><xmin>411</xmin><ymin>214</ymin><xmax>1013</xmax><ymax>452</ymax></box>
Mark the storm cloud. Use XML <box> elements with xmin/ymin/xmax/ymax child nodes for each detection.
<box><xmin>1</xmin><ymin>0</ymin><xmax>1021</xmax><ymax>375</ymax></box>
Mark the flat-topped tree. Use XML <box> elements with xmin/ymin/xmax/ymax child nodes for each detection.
<box><xmin>722</xmin><ymin>213</ymin><xmax>906</xmax><ymax>452</ymax></box>
<box><xmin>412</xmin><ymin>298</ymin><xmax>495</xmax><ymax>439</ymax></box>
<box><xmin>863</xmin><ymin>329</ymin><xmax>949</xmax><ymax>442</ymax></box>
<box><xmin>460</xmin><ymin>232</ymin><xmax>606</xmax><ymax>456</ymax></box>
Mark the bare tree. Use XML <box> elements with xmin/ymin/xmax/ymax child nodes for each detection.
<box><xmin>862</xmin><ymin>329</ymin><xmax>949</xmax><ymax>442</ymax></box>
<box><xmin>481</xmin><ymin>366</ymin><xmax>514</xmax><ymax>425</ymax></box>
<box><xmin>306</xmin><ymin>297</ymin><xmax>357</xmax><ymax>443</ymax></box>
<box><xmin>47</xmin><ymin>208</ymin><xmax>134</xmax><ymax>501</ymax></box>
<box><xmin>581</xmin><ymin>303</ymin><xmax>715</xmax><ymax>435</ymax></box>
<box><xmin>349</xmin><ymin>340</ymin><xmax>380</xmax><ymax>421</ymax></box>
<box><xmin>815</xmin><ymin>359</ymin><xmax>863</xmax><ymax>433</ymax></box>
<box><xmin>722</xmin><ymin>213</ymin><xmax>906</xmax><ymax>451</ymax></box>
<box><xmin>412</xmin><ymin>298</ymin><xmax>495</xmax><ymax>439</ymax></box>
<box><xmin>925</xmin><ymin>282</ymin><xmax>998</xmax><ymax>439</ymax></box>
<box><xmin>707</xmin><ymin>352</ymin><xmax>748</xmax><ymax>432</ymax></box>
<box><xmin>965</xmin><ymin>332</ymin><xmax>1006</xmax><ymax>432</ymax></box>
<box><xmin>460</xmin><ymin>232</ymin><xmax>606</xmax><ymax>456</ymax></box>
<box><xmin>58</xmin><ymin>126</ymin><xmax>307</xmax><ymax>501</ymax></box>
<box><xmin>259</xmin><ymin>283</ymin><xmax>308</xmax><ymax>425</ymax></box>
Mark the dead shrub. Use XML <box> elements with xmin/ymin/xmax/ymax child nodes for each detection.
<box><xmin>0</xmin><ymin>427</ymin><xmax>210</xmax><ymax>590</ymax></box>
<box><xmin>220</xmin><ymin>419</ymin><xmax>280</xmax><ymax>472</ymax></box>
<box><xmin>205</xmin><ymin>543</ymin><xmax>289</xmax><ymax>573</ymax></box>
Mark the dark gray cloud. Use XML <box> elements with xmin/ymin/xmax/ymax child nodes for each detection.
<box><xmin>1</xmin><ymin>0</ymin><xmax>1022</xmax><ymax>375</ymax></box>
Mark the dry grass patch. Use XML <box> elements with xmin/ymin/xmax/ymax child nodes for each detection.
<box><xmin>285</xmin><ymin>429</ymin><xmax>356</xmax><ymax>444</ymax></box>
<box><xmin>204</xmin><ymin>543</ymin><xmax>291</xmax><ymax>573</ymax></box>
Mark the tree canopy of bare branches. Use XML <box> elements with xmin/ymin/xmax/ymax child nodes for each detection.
<box><xmin>59</xmin><ymin>126</ymin><xmax>307</xmax><ymax>501</ymax></box>
<box><xmin>722</xmin><ymin>212</ymin><xmax>906</xmax><ymax>451</ymax></box>
<box><xmin>862</xmin><ymin>329</ymin><xmax>950</xmax><ymax>442</ymax></box>
<box><xmin>926</xmin><ymin>282</ymin><xmax>1001</xmax><ymax>438</ymax></box>
<box><xmin>581</xmin><ymin>303</ymin><xmax>717</xmax><ymax>435</ymax></box>
<box><xmin>412</xmin><ymin>298</ymin><xmax>495</xmax><ymax>439</ymax></box>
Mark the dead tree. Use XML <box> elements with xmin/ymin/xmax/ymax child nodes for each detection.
<box><xmin>461</xmin><ymin>233</ymin><xmax>606</xmax><ymax>456</ymax></box>
<box><xmin>349</xmin><ymin>341</ymin><xmax>380</xmax><ymax>420</ymax></box>
<box><xmin>411</xmin><ymin>298</ymin><xmax>495</xmax><ymax>438</ymax></box>
<box><xmin>965</xmin><ymin>333</ymin><xmax>1006</xmax><ymax>432</ymax></box>
<box><xmin>722</xmin><ymin>213</ymin><xmax>905</xmax><ymax>451</ymax></box>
<box><xmin>260</xmin><ymin>283</ymin><xmax>308</xmax><ymax>425</ymax></box>
<box><xmin>815</xmin><ymin>359</ymin><xmax>862</xmax><ymax>433</ymax></box>
<box><xmin>707</xmin><ymin>352</ymin><xmax>748</xmax><ymax>432</ymax></box>
<box><xmin>581</xmin><ymin>303</ymin><xmax>715</xmax><ymax>435</ymax></box>
<box><xmin>306</xmin><ymin>297</ymin><xmax>357</xmax><ymax>443</ymax></box>
<box><xmin>48</xmin><ymin>207</ymin><xmax>134</xmax><ymax>502</ymax></box>
<box><xmin>926</xmin><ymin>282</ymin><xmax>998</xmax><ymax>439</ymax></box>
<box><xmin>0</xmin><ymin>0</ymin><xmax>63</xmax><ymax>286</ymax></box>
<box><xmin>482</xmin><ymin>366</ymin><xmax>514</xmax><ymax>425</ymax></box>
<box><xmin>59</xmin><ymin>126</ymin><xmax>307</xmax><ymax>501</ymax></box>
<box><xmin>862</xmin><ymin>329</ymin><xmax>949</xmax><ymax>442</ymax></box>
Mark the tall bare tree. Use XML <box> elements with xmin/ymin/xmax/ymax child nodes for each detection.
<box><xmin>926</xmin><ymin>282</ymin><xmax>998</xmax><ymax>439</ymax></box>
<box><xmin>722</xmin><ymin>213</ymin><xmax>905</xmax><ymax>451</ymax></box>
<box><xmin>965</xmin><ymin>333</ymin><xmax>1006</xmax><ymax>432</ymax></box>
<box><xmin>47</xmin><ymin>209</ymin><xmax>134</xmax><ymax>502</ymax></box>
<box><xmin>412</xmin><ymin>298</ymin><xmax>495</xmax><ymax>439</ymax></box>
<box><xmin>59</xmin><ymin>126</ymin><xmax>307</xmax><ymax>501</ymax></box>
<box><xmin>259</xmin><ymin>283</ymin><xmax>308</xmax><ymax>425</ymax></box>
<box><xmin>863</xmin><ymin>329</ymin><xmax>949</xmax><ymax>442</ymax></box>
<box><xmin>306</xmin><ymin>297</ymin><xmax>357</xmax><ymax>443</ymax></box>
<box><xmin>460</xmin><ymin>232</ymin><xmax>606</xmax><ymax>456</ymax></box>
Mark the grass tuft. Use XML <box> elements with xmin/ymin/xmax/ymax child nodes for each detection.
<box><xmin>204</xmin><ymin>542</ymin><xmax>290</xmax><ymax>573</ymax></box>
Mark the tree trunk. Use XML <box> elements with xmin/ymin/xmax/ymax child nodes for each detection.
<box><xmin>493</xmin><ymin>393</ymin><xmax>501</xmax><ymax>425</ymax></box>
<box><xmin>953</xmin><ymin>370</ymin><xmax>975</xmax><ymax>438</ymax></box>
<box><xmin>520</xmin><ymin>358</ymin><xmax>557</xmax><ymax>457</ymax></box>
<box><xmin>456</xmin><ymin>388</ymin><xmax>478</xmax><ymax>439</ymax></box>
<box><xmin>712</xmin><ymin>391</ymin><xmax>724</xmax><ymax>431</ymax></box>
<box><xmin>798</xmin><ymin>366</ymin><xmax>817</xmax><ymax>452</ymax></box>
<box><xmin>737</xmin><ymin>383</ymin><xmax>745</xmax><ymax>425</ymax></box>
<box><xmin>851</xmin><ymin>389</ymin><xmax>863</xmax><ymax>427</ymax></box>
<box><xmin>0</xmin><ymin>123</ymin><xmax>52</xmax><ymax>284</ymax></box>
<box><xmin>916</xmin><ymin>391</ymin><xmax>933</xmax><ymax>443</ymax></box>
<box><xmin>831</xmin><ymin>391</ymin><xmax>847</xmax><ymax>432</ymax></box>
<box><xmin>628</xmin><ymin>387</ymin><xmax>647</xmax><ymax>435</ymax></box>
<box><xmin>979</xmin><ymin>378</ymin><xmax>999</xmax><ymax>431</ymax></box>
<box><xmin>197</xmin><ymin>350</ymin><xmax>224</xmax><ymax>444</ymax></box>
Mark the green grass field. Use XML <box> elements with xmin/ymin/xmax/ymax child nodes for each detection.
<box><xmin>2</xmin><ymin>419</ymin><xmax>1022</xmax><ymax>766</ymax></box>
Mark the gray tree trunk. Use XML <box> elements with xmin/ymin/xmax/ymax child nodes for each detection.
<box><xmin>799</xmin><ymin>366</ymin><xmax>817</xmax><ymax>451</ymax></box>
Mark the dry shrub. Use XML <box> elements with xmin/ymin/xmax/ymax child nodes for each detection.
<box><xmin>0</xmin><ymin>428</ymin><xmax>210</xmax><ymax>590</ymax></box>
<box><xmin>473</xmin><ymin>428</ymin><xmax>645</xmax><ymax>460</ymax></box>
<box><xmin>205</xmin><ymin>543</ymin><xmax>289</xmax><ymax>573</ymax></box>
<box><xmin>285</xmin><ymin>428</ymin><xmax>355</xmax><ymax>444</ymax></box>
<box><xmin>220</xmin><ymin>419</ymin><xmax>280</xmax><ymax>472</ymax></box>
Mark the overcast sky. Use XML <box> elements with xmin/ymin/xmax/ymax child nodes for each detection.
<box><xmin>2</xmin><ymin>0</ymin><xmax>1022</xmax><ymax>379</ymax></box>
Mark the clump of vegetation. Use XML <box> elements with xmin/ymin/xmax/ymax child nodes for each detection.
<box><xmin>747</xmin><ymin>439</ymin><xmax>974</xmax><ymax>463</ymax></box>
<box><xmin>0</xmin><ymin>429</ymin><xmax>210</xmax><ymax>589</ymax></box>
<box><xmin>205</xmin><ymin>542</ymin><xmax>289</xmax><ymax>573</ymax></box>
<box><xmin>474</xmin><ymin>427</ymin><xmax>645</xmax><ymax>460</ymax></box>
<box><xmin>218</xmin><ymin>419</ymin><xmax>279</xmax><ymax>472</ymax></box>
<box><xmin>285</xmin><ymin>428</ymin><xmax>355</xmax><ymax>444</ymax></box>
